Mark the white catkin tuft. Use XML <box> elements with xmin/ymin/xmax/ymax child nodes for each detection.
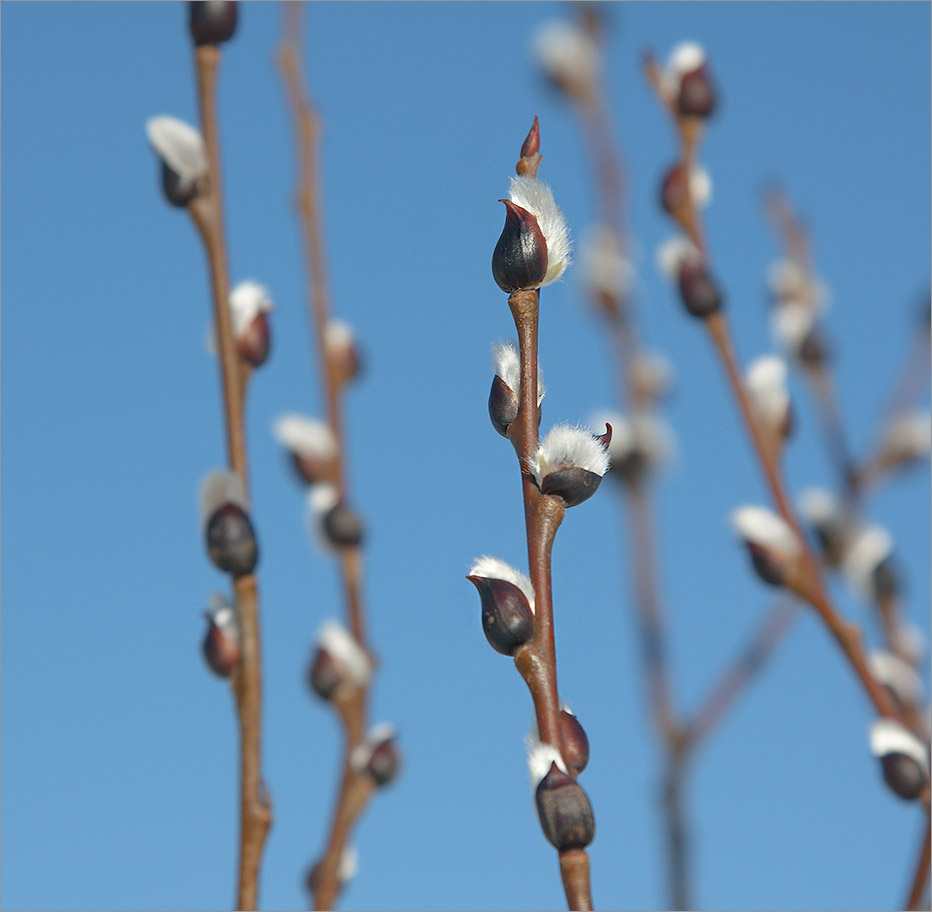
<box><xmin>325</xmin><ymin>319</ymin><xmax>356</xmax><ymax>355</ymax></box>
<box><xmin>842</xmin><ymin>525</ymin><xmax>893</xmax><ymax>596</ymax></box>
<box><xmin>869</xmin><ymin>652</ymin><xmax>923</xmax><ymax>707</ymax></box>
<box><xmin>307</xmin><ymin>483</ymin><xmax>340</xmax><ymax>552</ymax></box>
<box><xmin>668</xmin><ymin>41</ymin><xmax>707</xmax><ymax>78</ymax></box>
<box><xmin>880</xmin><ymin>411</ymin><xmax>932</xmax><ymax>463</ymax></box>
<box><xmin>273</xmin><ymin>413</ymin><xmax>337</xmax><ymax>460</ymax></box>
<box><xmin>526</xmin><ymin>731</ymin><xmax>568</xmax><ymax>786</ymax></box>
<box><xmin>798</xmin><ymin>488</ymin><xmax>843</xmax><ymax>528</ymax></box>
<box><xmin>656</xmin><ymin>235</ymin><xmax>700</xmax><ymax>280</ymax></box>
<box><xmin>746</xmin><ymin>355</ymin><xmax>789</xmax><ymax>430</ymax></box>
<box><xmin>767</xmin><ymin>259</ymin><xmax>809</xmax><ymax>303</ymax></box>
<box><xmin>508</xmin><ymin>176</ymin><xmax>572</xmax><ymax>286</ymax></box>
<box><xmin>771</xmin><ymin>302</ymin><xmax>816</xmax><ymax>355</ymax></box>
<box><xmin>632</xmin><ymin>351</ymin><xmax>676</xmax><ymax>400</ymax></box>
<box><xmin>229</xmin><ymin>280</ymin><xmax>273</xmax><ymax>338</ymax></box>
<box><xmin>533</xmin><ymin>20</ymin><xmax>599</xmax><ymax>95</ymax></box>
<box><xmin>145</xmin><ymin>116</ymin><xmax>207</xmax><ymax>180</ymax></box>
<box><xmin>206</xmin><ymin>593</ymin><xmax>240</xmax><ymax>640</ymax></box>
<box><xmin>469</xmin><ymin>556</ymin><xmax>536</xmax><ymax>612</ymax></box>
<box><xmin>580</xmin><ymin>225</ymin><xmax>635</xmax><ymax>300</ymax></box>
<box><xmin>893</xmin><ymin>625</ymin><xmax>926</xmax><ymax>667</ymax></box>
<box><xmin>869</xmin><ymin>719</ymin><xmax>929</xmax><ymax>770</ymax></box>
<box><xmin>730</xmin><ymin>506</ymin><xmax>801</xmax><ymax>559</ymax></box>
<box><xmin>199</xmin><ymin>469</ymin><xmax>248</xmax><ymax>526</ymax></box>
<box><xmin>316</xmin><ymin>619</ymin><xmax>372</xmax><ymax>687</ymax></box>
<box><xmin>590</xmin><ymin>410</ymin><xmax>674</xmax><ymax>469</ymax></box>
<box><xmin>350</xmin><ymin>723</ymin><xmax>396</xmax><ymax>774</ymax></box>
<box><xmin>337</xmin><ymin>846</ymin><xmax>359</xmax><ymax>885</ymax></box>
<box><xmin>491</xmin><ymin>341</ymin><xmax>545</xmax><ymax>404</ymax></box>
<box><xmin>689</xmin><ymin>165</ymin><xmax>713</xmax><ymax>208</ymax></box>
<box><xmin>534</xmin><ymin>424</ymin><xmax>610</xmax><ymax>484</ymax></box>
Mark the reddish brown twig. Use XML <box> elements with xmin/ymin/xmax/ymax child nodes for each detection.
<box><xmin>188</xmin><ymin>43</ymin><xmax>271</xmax><ymax>912</ymax></box>
<box><xmin>904</xmin><ymin>815</ymin><xmax>931</xmax><ymax>911</ymax></box>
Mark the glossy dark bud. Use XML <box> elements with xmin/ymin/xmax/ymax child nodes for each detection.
<box><xmin>202</xmin><ymin>618</ymin><xmax>240</xmax><ymax>677</ymax></box>
<box><xmin>290</xmin><ymin>451</ymin><xmax>333</xmax><ymax>486</ymax></box>
<box><xmin>535</xmin><ymin>763</ymin><xmax>596</xmax><ymax>851</ymax></box>
<box><xmin>466</xmin><ymin>575</ymin><xmax>535</xmax><ymax>656</ymax></box>
<box><xmin>880</xmin><ymin>752</ymin><xmax>927</xmax><ymax>801</ymax></box>
<box><xmin>308</xmin><ymin>647</ymin><xmax>342</xmax><ymax>701</ymax></box>
<box><xmin>161</xmin><ymin>160</ymin><xmax>203</xmax><ymax>208</ymax></box>
<box><xmin>492</xmin><ymin>201</ymin><xmax>548</xmax><ymax>293</ymax></box>
<box><xmin>871</xmin><ymin>558</ymin><xmax>899</xmax><ymax>600</ymax></box>
<box><xmin>366</xmin><ymin>737</ymin><xmax>401</xmax><ymax>787</ymax></box>
<box><xmin>660</xmin><ymin>164</ymin><xmax>689</xmax><ymax>215</ymax></box>
<box><xmin>559</xmin><ymin>710</ymin><xmax>590</xmax><ymax>775</ymax></box>
<box><xmin>678</xmin><ymin>261</ymin><xmax>722</xmax><ymax>318</ymax></box>
<box><xmin>746</xmin><ymin>543</ymin><xmax>786</xmax><ymax>587</ymax></box>
<box><xmin>206</xmin><ymin>503</ymin><xmax>258</xmax><ymax>576</ymax></box>
<box><xmin>189</xmin><ymin>1</ymin><xmax>238</xmax><ymax>46</ymax></box>
<box><xmin>323</xmin><ymin>504</ymin><xmax>364</xmax><ymax>548</ymax></box>
<box><xmin>678</xmin><ymin>67</ymin><xmax>717</xmax><ymax>118</ymax></box>
<box><xmin>489</xmin><ymin>375</ymin><xmax>519</xmax><ymax>437</ymax></box>
<box><xmin>541</xmin><ymin>466</ymin><xmax>603</xmax><ymax>508</ymax></box>
<box><xmin>237</xmin><ymin>312</ymin><xmax>271</xmax><ymax>367</ymax></box>
<box><xmin>798</xmin><ymin>329</ymin><xmax>828</xmax><ymax>367</ymax></box>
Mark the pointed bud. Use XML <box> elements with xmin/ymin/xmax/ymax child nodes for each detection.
<box><xmin>273</xmin><ymin>414</ymin><xmax>338</xmax><ymax>485</ymax></box>
<box><xmin>535</xmin><ymin>762</ymin><xmax>596</xmax><ymax>851</ymax></box>
<box><xmin>202</xmin><ymin>593</ymin><xmax>241</xmax><ymax>677</ymax></box>
<box><xmin>145</xmin><ymin>116</ymin><xmax>207</xmax><ymax>208</ymax></box>
<box><xmin>842</xmin><ymin>525</ymin><xmax>894</xmax><ymax>600</ymax></box>
<box><xmin>869</xmin><ymin>653</ymin><xmax>923</xmax><ymax>716</ymax></box>
<box><xmin>200</xmin><ymin>470</ymin><xmax>258</xmax><ymax>576</ymax></box>
<box><xmin>870</xmin><ymin>719</ymin><xmax>929</xmax><ymax>801</ymax></box>
<box><xmin>559</xmin><ymin>708</ymin><xmax>590</xmax><ymax>775</ymax></box>
<box><xmin>678</xmin><ymin>260</ymin><xmax>722</xmax><ymax>318</ymax></box>
<box><xmin>746</xmin><ymin>355</ymin><xmax>792</xmax><ymax>440</ymax></box>
<box><xmin>325</xmin><ymin>320</ymin><xmax>363</xmax><ymax>385</ymax></box>
<box><xmin>188</xmin><ymin>1</ymin><xmax>238</xmax><ymax>46</ymax></box>
<box><xmin>308</xmin><ymin>620</ymin><xmax>372</xmax><ymax>701</ymax></box>
<box><xmin>492</xmin><ymin>201</ymin><xmax>548</xmax><ymax>293</ymax></box>
<box><xmin>799</xmin><ymin>488</ymin><xmax>850</xmax><ymax>567</ymax></box>
<box><xmin>521</xmin><ymin>116</ymin><xmax>540</xmax><ymax>159</ymax></box>
<box><xmin>308</xmin><ymin>485</ymin><xmax>364</xmax><ymax>550</ymax></box>
<box><xmin>533</xmin><ymin>424</ymin><xmax>610</xmax><ymax>507</ymax></box>
<box><xmin>351</xmin><ymin>724</ymin><xmax>401</xmax><ymax>787</ymax></box>
<box><xmin>306</xmin><ymin>846</ymin><xmax>358</xmax><ymax>898</ymax></box>
<box><xmin>660</xmin><ymin>163</ymin><xmax>711</xmax><ymax>215</ymax></box>
<box><xmin>667</xmin><ymin>43</ymin><xmax>716</xmax><ymax>118</ymax></box>
<box><xmin>467</xmin><ymin>557</ymin><xmax>536</xmax><ymax>656</ymax></box>
<box><xmin>228</xmin><ymin>280</ymin><xmax>273</xmax><ymax>367</ymax></box>
<box><xmin>488</xmin><ymin>341</ymin><xmax>544</xmax><ymax>436</ymax></box>
<box><xmin>731</xmin><ymin>506</ymin><xmax>801</xmax><ymax>587</ymax></box>
<box><xmin>507</xmin><ymin>176</ymin><xmax>572</xmax><ymax>287</ymax></box>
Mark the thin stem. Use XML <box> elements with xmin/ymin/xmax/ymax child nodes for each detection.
<box><xmin>189</xmin><ymin>43</ymin><xmax>270</xmax><ymax>911</ymax></box>
<box><xmin>662</xmin><ymin>756</ymin><xmax>691</xmax><ymax>912</ymax></box>
<box><xmin>904</xmin><ymin>817</ymin><xmax>931</xmax><ymax>911</ymax></box>
<box><xmin>560</xmin><ymin>850</ymin><xmax>594</xmax><ymax>911</ymax></box>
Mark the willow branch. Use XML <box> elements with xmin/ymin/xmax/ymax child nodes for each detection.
<box><xmin>904</xmin><ymin>816</ymin><xmax>931</xmax><ymax>911</ymax></box>
<box><xmin>188</xmin><ymin>43</ymin><xmax>270</xmax><ymax>912</ymax></box>
<box><xmin>277</xmin><ymin>8</ymin><xmax>376</xmax><ymax>908</ymax></box>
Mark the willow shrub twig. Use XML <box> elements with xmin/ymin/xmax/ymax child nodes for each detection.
<box><xmin>187</xmin><ymin>25</ymin><xmax>271</xmax><ymax>912</ymax></box>
<box><xmin>276</xmin><ymin>7</ymin><xmax>386</xmax><ymax>909</ymax></box>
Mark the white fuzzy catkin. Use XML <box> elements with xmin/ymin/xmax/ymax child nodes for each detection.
<box><xmin>199</xmin><ymin>469</ymin><xmax>248</xmax><ymax>526</ymax></box>
<box><xmin>580</xmin><ymin>226</ymin><xmax>635</xmax><ymax>300</ymax></box>
<box><xmin>316</xmin><ymin>619</ymin><xmax>372</xmax><ymax>688</ymax></box>
<box><xmin>746</xmin><ymin>355</ymin><xmax>790</xmax><ymax>431</ymax></box>
<box><xmin>590</xmin><ymin>410</ymin><xmax>674</xmax><ymax>469</ymax></box>
<box><xmin>668</xmin><ymin>41</ymin><xmax>707</xmax><ymax>78</ymax></box>
<box><xmin>799</xmin><ymin>488</ymin><xmax>843</xmax><ymax>528</ymax></box>
<box><xmin>273</xmin><ymin>413</ymin><xmax>337</xmax><ymax>460</ymax></box>
<box><xmin>869</xmin><ymin>652</ymin><xmax>923</xmax><ymax>708</ymax></box>
<box><xmin>533</xmin><ymin>424</ymin><xmax>610</xmax><ymax>485</ymax></box>
<box><xmin>869</xmin><ymin>719</ymin><xmax>929</xmax><ymax>770</ymax></box>
<box><xmin>533</xmin><ymin>21</ymin><xmax>599</xmax><ymax>95</ymax></box>
<box><xmin>689</xmin><ymin>166</ymin><xmax>713</xmax><ymax>209</ymax></box>
<box><xmin>508</xmin><ymin>176</ymin><xmax>572</xmax><ymax>286</ymax></box>
<box><xmin>656</xmin><ymin>235</ymin><xmax>700</xmax><ymax>280</ymax></box>
<box><xmin>842</xmin><ymin>525</ymin><xmax>893</xmax><ymax>596</ymax></box>
<box><xmin>350</xmin><ymin>723</ymin><xmax>396</xmax><ymax>774</ymax></box>
<box><xmin>771</xmin><ymin>302</ymin><xmax>816</xmax><ymax>356</ymax></box>
<box><xmin>879</xmin><ymin>411</ymin><xmax>932</xmax><ymax>464</ymax></box>
<box><xmin>336</xmin><ymin>846</ymin><xmax>359</xmax><ymax>885</ymax></box>
<box><xmin>468</xmin><ymin>556</ymin><xmax>536</xmax><ymax>612</ymax></box>
<box><xmin>526</xmin><ymin>732</ymin><xmax>568</xmax><ymax>786</ymax></box>
<box><xmin>491</xmin><ymin>341</ymin><xmax>544</xmax><ymax>404</ymax></box>
<box><xmin>730</xmin><ymin>506</ymin><xmax>801</xmax><ymax>560</ymax></box>
<box><xmin>206</xmin><ymin>593</ymin><xmax>240</xmax><ymax>641</ymax></box>
<box><xmin>145</xmin><ymin>116</ymin><xmax>207</xmax><ymax>180</ymax></box>
<box><xmin>325</xmin><ymin>319</ymin><xmax>355</xmax><ymax>355</ymax></box>
<box><xmin>229</xmin><ymin>280</ymin><xmax>273</xmax><ymax>338</ymax></box>
<box><xmin>631</xmin><ymin>351</ymin><xmax>675</xmax><ymax>401</ymax></box>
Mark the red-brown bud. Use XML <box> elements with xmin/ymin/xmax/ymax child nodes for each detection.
<box><xmin>188</xmin><ymin>0</ymin><xmax>238</xmax><ymax>46</ymax></box>
<box><xmin>237</xmin><ymin>311</ymin><xmax>271</xmax><ymax>367</ymax></box>
<box><xmin>559</xmin><ymin>710</ymin><xmax>590</xmax><ymax>775</ymax></box>
<box><xmin>206</xmin><ymin>503</ymin><xmax>258</xmax><ymax>576</ymax></box>
<box><xmin>677</xmin><ymin>66</ymin><xmax>716</xmax><ymax>118</ymax></box>
<box><xmin>677</xmin><ymin>260</ymin><xmax>722</xmax><ymax>318</ymax></box>
<box><xmin>535</xmin><ymin>763</ymin><xmax>596</xmax><ymax>851</ymax></box>
<box><xmin>492</xmin><ymin>201</ymin><xmax>548</xmax><ymax>293</ymax></box>
<box><xmin>466</xmin><ymin>575</ymin><xmax>535</xmax><ymax>656</ymax></box>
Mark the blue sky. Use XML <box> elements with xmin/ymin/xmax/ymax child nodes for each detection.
<box><xmin>2</xmin><ymin>3</ymin><xmax>930</xmax><ymax>910</ymax></box>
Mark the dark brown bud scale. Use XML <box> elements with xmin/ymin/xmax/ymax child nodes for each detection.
<box><xmin>871</xmin><ymin>559</ymin><xmax>899</xmax><ymax>600</ymax></box>
<box><xmin>189</xmin><ymin>1</ymin><xmax>238</xmax><ymax>46</ymax></box>
<box><xmin>660</xmin><ymin>164</ymin><xmax>690</xmax><ymax>215</ymax></box>
<box><xmin>467</xmin><ymin>575</ymin><xmax>535</xmax><ymax>656</ymax></box>
<box><xmin>798</xmin><ymin>330</ymin><xmax>828</xmax><ymax>368</ymax></box>
<box><xmin>677</xmin><ymin>67</ymin><xmax>716</xmax><ymax>118</ymax></box>
<box><xmin>323</xmin><ymin>504</ymin><xmax>364</xmax><ymax>548</ymax></box>
<box><xmin>535</xmin><ymin>763</ymin><xmax>596</xmax><ymax>851</ymax></box>
<box><xmin>540</xmin><ymin>466</ymin><xmax>603</xmax><ymax>508</ymax></box>
<box><xmin>206</xmin><ymin>503</ymin><xmax>259</xmax><ymax>576</ymax></box>
<box><xmin>160</xmin><ymin>160</ymin><xmax>203</xmax><ymax>208</ymax></box>
<box><xmin>559</xmin><ymin>711</ymin><xmax>590</xmax><ymax>775</ymax></box>
<box><xmin>367</xmin><ymin>738</ymin><xmax>400</xmax><ymax>787</ymax></box>
<box><xmin>308</xmin><ymin>647</ymin><xmax>343</xmax><ymax>701</ymax></box>
<box><xmin>492</xmin><ymin>201</ymin><xmax>548</xmax><ymax>293</ymax></box>
<box><xmin>747</xmin><ymin>543</ymin><xmax>786</xmax><ymax>588</ymax></box>
<box><xmin>678</xmin><ymin>261</ymin><xmax>722</xmax><ymax>318</ymax></box>
<box><xmin>237</xmin><ymin>312</ymin><xmax>271</xmax><ymax>367</ymax></box>
<box><xmin>202</xmin><ymin>620</ymin><xmax>240</xmax><ymax>677</ymax></box>
<box><xmin>291</xmin><ymin>451</ymin><xmax>334</xmax><ymax>486</ymax></box>
<box><xmin>489</xmin><ymin>374</ymin><xmax>519</xmax><ymax>437</ymax></box>
<box><xmin>880</xmin><ymin>752</ymin><xmax>927</xmax><ymax>801</ymax></box>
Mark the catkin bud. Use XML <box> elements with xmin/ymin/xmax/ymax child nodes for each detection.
<box><xmin>323</xmin><ymin>503</ymin><xmax>365</xmax><ymax>548</ymax></box>
<box><xmin>202</xmin><ymin>593</ymin><xmax>241</xmax><ymax>677</ymax></box>
<box><xmin>668</xmin><ymin>43</ymin><xmax>717</xmax><ymax>118</ymax></box>
<box><xmin>200</xmin><ymin>470</ymin><xmax>258</xmax><ymax>576</ymax></box>
<box><xmin>533</xmin><ymin>425</ymin><xmax>610</xmax><ymax>507</ymax></box>
<box><xmin>351</xmin><ymin>724</ymin><xmax>401</xmax><ymax>787</ymax></box>
<box><xmin>188</xmin><ymin>1</ymin><xmax>238</xmax><ymax>46</ymax></box>
<box><xmin>307</xmin><ymin>620</ymin><xmax>372</xmax><ymax>701</ymax></box>
<box><xmin>535</xmin><ymin>762</ymin><xmax>596</xmax><ymax>851</ymax></box>
<box><xmin>488</xmin><ymin>341</ymin><xmax>544</xmax><ymax>437</ymax></box>
<box><xmin>467</xmin><ymin>557</ymin><xmax>536</xmax><ymax>656</ymax></box>
<box><xmin>559</xmin><ymin>709</ymin><xmax>590</xmax><ymax>775</ymax></box>
<box><xmin>870</xmin><ymin>719</ymin><xmax>929</xmax><ymax>801</ymax></box>
<box><xmin>492</xmin><ymin>201</ymin><xmax>549</xmax><ymax>293</ymax></box>
<box><xmin>145</xmin><ymin>116</ymin><xmax>208</xmax><ymax>208</ymax></box>
<box><xmin>678</xmin><ymin>260</ymin><xmax>722</xmax><ymax>318</ymax></box>
<box><xmin>731</xmin><ymin>506</ymin><xmax>801</xmax><ymax>588</ymax></box>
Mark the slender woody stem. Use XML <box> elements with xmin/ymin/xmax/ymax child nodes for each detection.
<box><xmin>190</xmin><ymin>44</ymin><xmax>270</xmax><ymax>911</ymax></box>
<box><xmin>904</xmin><ymin>817</ymin><xmax>931</xmax><ymax>911</ymax></box>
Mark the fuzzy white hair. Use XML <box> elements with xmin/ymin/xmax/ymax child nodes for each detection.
<box><xmin>869</xmin><ymin>719</ymin><xmax>929</xmax><ymax>770</ymax></box>
<box><xmin>533</xmin><ymin>424</ymin><xmax>610</xmax><ymax>483</ymax></box>
<box><xmin>591</xmin><ymin>410</ymin><xmax>674</xmax><ymax>469</ymax></box>
<box><xmin>730</xmin><ymin>506</ymin><xmax>800</xmax><ymax>559</ymax></box>
<box><xmin>842</xmin><ymin>525</ymin><xmax>893</xmax><ymax>597</ymax></box>
<box><xmin>145</xmin><ymin>116</ymin><xmax>207</xmax><ymax>181</ymax></box>
<box><xmin>336</xmin><ymin>846</ymin><xmax>359</xmax><ymax>885</ymax></box>
<box><xmin>273</xmin><ymin>413</ymin><xmax>337</xmax><ymax>460</ymax></box>
<box><xmin>325</xmin><ymin>320</ymin><xmax>356</xmax><ymax>355</ymax></box>
<box><xmin>229</xmin><ymin>280</ymin><xmax>273</xmax><ymax>338</ymax></box>
<box><xmin>767</xmin><ymin>259</ymin><xmax>830</xmax><ymax>313</ymax></box>
<box><xmin>771</xmin><ymin>302</ymin><xmax>816</xmax><ymax>354</ymax></box>
<box><xmin>580</xmin><ymin>225</ymin><xmax>635</xmax><ymax>300</ymax></box>
<box><xmin>468</xmin><ymin>555</ymin><xmax>536</xmax><ymax>612</ymax></box>
<box><xmin>689</xmin><ymin>165</ymin><xmax>713</xmax><ymax>209</ymax></box>
<box><xmin>525</xmin><ymin>730</ymin><xmax>568</xmax><ymax>786</ymax></box>
<box><xmin>307</xmin><ymin>483</ymin><xmax>340</xmax><ymax>553</ymax></box>
<box><xmin>746</xmin><ymin>355</ymin><xmax>789</xmax><ymax>430</ymax></box>
<box><xmin>199</xmin><ymin>469</ymin><xmax>248</xmax><ymax>525</ymax></box>
<box><xmin>508</xmin><ymin>176</ymin><xmax>572</xmax><ymax>286</ymax></box>
<box><xmin>869</xmin><ymin>652</ymin><xmax>923</xmax><ymax>708</ymax></box>
<box><xmin>668</xmin><ymin>41</ymin><xmax>707</xmax><ymax>77</ymax></box>
<box><xmin>798</xmin><ymin>488</ymin><xmax>843</xmax><ymax>527</ymax></box>
<box><xmin>349</xmin><ymin>723</ymin><xmax>396</xmax><ymax>774</ymax></box>
<box><xmin>656</xmin><ymin>235</ymin><xmax>700</xmax><ymax>280</ymax></box>
<box><xmin>206</xmin><ymin>593</ymin><xmax>240</xmax><ymax>640</ymax></box>
<box><xmin>631</xmin><ymin>351</ymin><xmax>676</xmax><ymax>400</ymax></box>
<box><xmin>491</xmin><ymin>341</ymin><xmax>544</xmax><ymax>404</ymax></box>
<box><xmin>316</xmin><ymin>619</ymin><xmax>372</xmax><ymax>688</ymax></box>
<box><xmin>879</xmin><ymin>410</ymin><xmax>931</xmax><ymax>463</ymax></box>
<box><xmin>533</xmin><ymin>21</ymin><xmax>599</xmax><ymax>94</ymax></box>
